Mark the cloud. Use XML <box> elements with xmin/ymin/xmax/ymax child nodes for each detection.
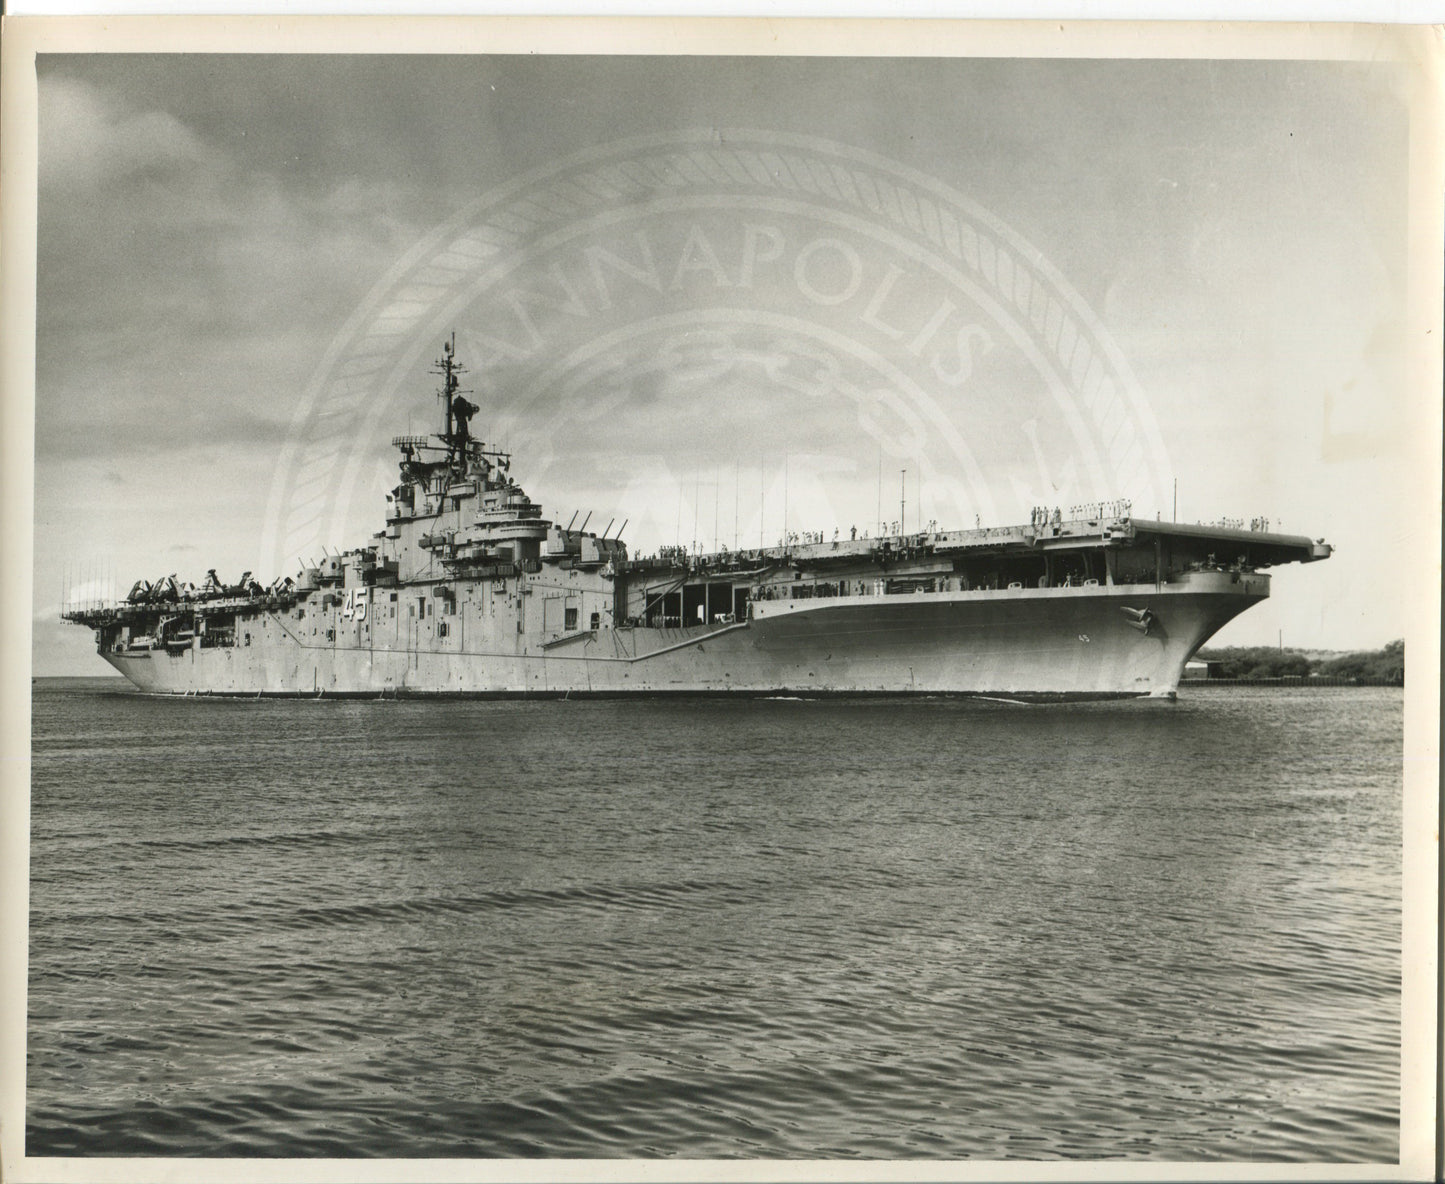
<box><xmin>32</xmin><ymin>615</ymin><xmax>119</xmax><ymax>678</ymax></box>
<box><xmin>40</xmin><ymin>75</ymin><xmax>222</xmax><ymax>190</ymax></box>
<box><xmin>34</xmin><ymin>75</ymin><xmax>441</xmax><ymax>471</ymax></box>
<box><xmin>53</xmin><ymin>388</ymin><xmax>300</xmax><ymax>462</ymax></box>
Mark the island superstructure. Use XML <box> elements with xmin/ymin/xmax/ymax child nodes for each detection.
<box><xmin>65</xmin><ymin>337</ymin><xmax>1332</xmax><ymax>700</ymax></box>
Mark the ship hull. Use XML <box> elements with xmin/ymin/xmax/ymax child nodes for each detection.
<box><xmin>100</xmin><ymin>572</ymin><xmax>1265</xmax><ymax>701</ymax></box>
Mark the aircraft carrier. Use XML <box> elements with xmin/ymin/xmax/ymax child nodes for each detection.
<box><xmin>65</xmin><ymin>337</ymin><xmax>1332</xmax><ymax>700</ymax></box>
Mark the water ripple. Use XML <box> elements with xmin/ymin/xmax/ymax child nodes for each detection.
<box><xmin>27</xmin><ymin>680</ymin><xmax>1402</xmax><ymax>1160</ymax></box>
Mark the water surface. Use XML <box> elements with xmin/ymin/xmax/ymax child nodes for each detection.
<box><xmin>28</xmin><ymin>680</ymin><xmax>1402</xmax><ymax>1159</ymax></box>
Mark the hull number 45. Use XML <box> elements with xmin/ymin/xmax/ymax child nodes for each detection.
<box><xmin>342</xmin><ymin>588</ymin><xmax>370</xmax><ymax>622</ymax></box>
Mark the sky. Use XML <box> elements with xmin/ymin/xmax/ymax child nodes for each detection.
<box><xmin>28</xmin><ymin>45</ymin><xmax>1431</xmax><ymax>674</ymax></box>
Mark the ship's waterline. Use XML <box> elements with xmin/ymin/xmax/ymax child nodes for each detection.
<box><xmin>66</xmin><ymin>338</ymin><xmax>1330</xmax><ymax>699</ymax></box>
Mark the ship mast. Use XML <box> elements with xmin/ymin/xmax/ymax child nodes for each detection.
<box><xmin>430</xmin><ymin>332</ymin><xmax>479</xmax><ymax>465</ymax></box>
<box><xmin>432</xmin><ymin>333</ymin><xmax>463</xmax><ymax>442</ymax></box>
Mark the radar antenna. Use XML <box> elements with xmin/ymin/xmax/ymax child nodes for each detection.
<box><xmin>429</xmin><ymin>332</ymin><xmax>475</xmax><ymax>454</ymax></box>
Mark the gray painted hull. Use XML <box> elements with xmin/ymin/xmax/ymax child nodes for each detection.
<box><xmin>103</xmin><ymin>572</ymin><xmax>1265</xmax><ymax>701</ymax></box>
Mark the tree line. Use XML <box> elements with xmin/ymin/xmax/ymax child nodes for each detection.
<box><xmin>1195</xmin><ymin>639</ymin><xmax>1404</xmax><ymax>684</ymax></box>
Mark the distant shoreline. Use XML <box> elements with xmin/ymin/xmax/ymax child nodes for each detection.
<box><xmin>1193</xmin><ymin>641</ymin><xmax>1404</xmax><ymax>687</ymax></box>
<box><xmin>1183</xmin><ymin>675</ymin><xmax>1403</xmax><ymax>688</ymax></box>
